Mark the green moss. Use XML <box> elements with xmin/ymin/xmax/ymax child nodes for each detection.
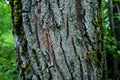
<box><xmin>9</xmin><ymin>0</ymin><xmax>22</xmax><ymax>35</ymax></box>
<box><xmin>92</xmin><ymin>5</ymin><xmax>108</xmax><ymax>79</ymax></box>
<box><xmin>70</xmin><ymin>60</ymin><xmax>74</xmax><ymax>68</ymax></box>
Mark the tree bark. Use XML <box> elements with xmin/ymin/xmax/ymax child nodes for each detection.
<box><xmin>10</xmin><ymin>0</ymin><xmax>107</xmax><ymax>80</ymax></box>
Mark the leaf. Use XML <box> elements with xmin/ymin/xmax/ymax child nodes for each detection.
<box><xmin>117</xmin><ymin>51</ymin><xmax>120</xmax><ymax>55</ymax></box>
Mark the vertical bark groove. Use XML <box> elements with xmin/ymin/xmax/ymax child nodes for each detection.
<box><xmin>60</xmin><ymin>33</ymin><xmax>74</xmax><ymax>80</ymax></box>
<box><xmin>71</xmin><ymin>37</ymin><xmax>84</xmax><ymax>80</ymax></box>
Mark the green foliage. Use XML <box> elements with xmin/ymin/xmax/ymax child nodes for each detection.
<box><xmin>103</xmin><ymin>0</ymin><xmax>120</xmax><ymax>54</ymax></box>
<box><xmin>0</xmin><ymin>0</ymin><xmax>18</xmax><ymax>80</ymax></box>
<box><xmin>113</xmin><ymin>0</ymin><xmax>120</xmax><ymax>2</ymax></box>
<box><xmin>102</xmin><ymin>0</ymin><xmax>120</xmax><ymax>54</ymax></box>
<box><xmin>102</xmin><ymin>0</ymin><xmax>120</xmax><ymax>79</ymax></box>
<box><xmin>114</xmin><ymin>13</ymin><xmax>120</xmax><ymax>20</ymax></box>
<box><xmin>105</xmin><ymin>34</ymin><xmax>117</xmax><ymax>53</ymax></box>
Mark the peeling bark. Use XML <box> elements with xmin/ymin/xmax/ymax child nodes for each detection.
<box><xmin>10</xmin><ymin>0</ymin><xmax>107</xmax><ymax>80</ymax></box>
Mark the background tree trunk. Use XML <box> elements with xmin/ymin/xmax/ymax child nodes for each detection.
<box><xmin>113</xmin><ymin>2</ymin><xmax>120</xmax><ymax>79</ymax></box>
<box><xmin>108</xmin><ymin>1</ymin><xmax>120</xmax><ymax>79</ymax></box>
<box><xmin>10</xmin><ymin>0</ymin><xmax>107</xmax><ymax>80</ymax></box>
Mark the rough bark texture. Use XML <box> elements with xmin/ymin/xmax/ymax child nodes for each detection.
<box><xmin>10</xmin><ymin>0</ymin><xmax>107</xmax><ymax>80</ymax></box>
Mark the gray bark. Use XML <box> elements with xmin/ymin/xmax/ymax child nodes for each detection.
<box><xmin>10</xmin><ymin>0</ymin><xmax>107</xmax><ymax>80</ymax></box>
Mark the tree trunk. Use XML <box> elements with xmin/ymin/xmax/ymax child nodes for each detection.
<box><xmin>10</xmin><ymin>0</ymin><xmax>107</xmax><ymax>80</ymax></box>
<box><xmin>108</xmin><ymin>1</ymin><xmax>120</xmax><ymax>79</ymax></box>
<box><xmin>113</xmin><ymin>3</ymin><xmax>120</xmax><ymax>79</ymax></box>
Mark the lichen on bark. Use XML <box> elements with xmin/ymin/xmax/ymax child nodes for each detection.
<box><xmin>10</xmin><ymin>0</ymin><xmax>107</xmax><ymax>80</ymax></box>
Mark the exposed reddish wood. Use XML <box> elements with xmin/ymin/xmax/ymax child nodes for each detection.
<box><xmin>44</xmin><ymin>29</ymin><xmax>50</xmax><ymax>51</ymax></box>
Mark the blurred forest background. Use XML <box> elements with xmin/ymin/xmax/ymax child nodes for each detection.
<box><xmin>0</xmin><ymin>0</ymin><xmax>120</xmax><ymax>80</ymax></box>
<box><xmin>0</xmin><ymin>0</ymin><xmax>17</xmax><ymax>80</ymax></box>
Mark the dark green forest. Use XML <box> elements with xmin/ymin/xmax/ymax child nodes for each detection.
<box><xmin>0</xmin><ymin>0</ymin><xmax>120</xmax><ymax>80</ymax></box>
